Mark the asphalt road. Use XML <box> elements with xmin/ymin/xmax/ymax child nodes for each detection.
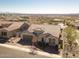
<box><xmin>0</xmin><ymin>46</ymin><xmax>47</xmax><ymax>58</ymax></box>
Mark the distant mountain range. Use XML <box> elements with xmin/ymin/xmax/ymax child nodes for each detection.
<box><xmin>0</xmin><ymin>12</ymin><xmax>79</xmax><ymax>17</ymax></box>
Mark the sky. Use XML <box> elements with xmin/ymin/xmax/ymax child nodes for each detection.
<box><xmin>0</xmin><ymin>0</ymin><xmax>79</xmax><ymax>14</ymax></box>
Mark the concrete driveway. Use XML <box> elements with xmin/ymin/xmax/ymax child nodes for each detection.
<box><xmin>0</xmin><ymin>45</ymin><xmax>47</xmax><ymax>58</ymax></box>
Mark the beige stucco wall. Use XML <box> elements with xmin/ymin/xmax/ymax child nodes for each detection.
<box><xmin>0</xmin><ymin>29</ymin><xmax>12</xmax><ymax>38</ymax></box>
<box><xmin>37</xmin><ymin>34</ymin><xmax>59</xmax><ymax>46</ymax></box>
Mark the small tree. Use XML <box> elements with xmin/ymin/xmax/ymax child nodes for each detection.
<box><xmin>64</xmin><ymin>26</ymin><xmax>77</xmax><ymax>52</ymax></box>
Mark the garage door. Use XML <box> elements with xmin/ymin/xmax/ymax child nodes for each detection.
<box><xmin>18</xmin><ymin>35</ymin><xmax>33</xmax><ymax>45</ymax></box>
<box><xmin>22</xmin><ymin>35</ymin><xmax>33</xmax><ymax>45</ymax></box>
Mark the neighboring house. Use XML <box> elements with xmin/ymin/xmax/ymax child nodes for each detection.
<box><xmin>53</xmin><ymin>19</ymin><xmax>63</xmax><ymax>23</ymax></box>
<box><xmin>75</xmin><ymin>19</ymin><xmax>79</xmax><ymax>23</ymax></box>
<box><xmin>74</xmin><ymin>22</ymin><xmax>79</xmax><ymax>30</ymax></box>
<box><xmin>27</xmin><ymin>24</ymin><xmax>61</xmax><ymax>46</ymax></box>
<box><xmin>53</xmin><ymin>19</ymin><xmax>62</xmax><ymax>21</ymax></box>
<box><xmin>0</xmin><ymin>22</ymin><xmax>29</xmax><ymax>38</ymax></box>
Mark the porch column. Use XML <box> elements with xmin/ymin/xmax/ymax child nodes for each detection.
<box><xmin>32</xmin><ymin>35</ymin><xmax>37</xmax><ymax>46</ymax></box>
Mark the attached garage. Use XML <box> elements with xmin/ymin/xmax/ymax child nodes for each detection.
<box><xmin>19</xmin><ymin>32</ymin><xmax>33</xmax><ymax>45</ymax></box>
<box><xmin>22</xmin><ymin>35</ymin><xmax>33</xmax><ymax>44</ymax></box>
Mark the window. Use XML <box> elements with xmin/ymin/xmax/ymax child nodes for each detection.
<box><xmin>49</xmin><ymin>38</ymin><xmax>55</xmax><ymax>44</ymax></box>
<box><xmin>41</xmin><ymin>37</ymin><xmax>45</xmax><ymax>43</ymax></box>
<box><xmin>49</xmin><ymin>38</ymin><xmax>51</xmax><ymax>42</ymax></box>
<box><xmin>52</xmin><ymin>39</ymin><xmax>55</xmax><ymax>44</ymax></box>
<box><xmin>1</xmin><ymin>32</ymin><xmax>7</xmax><ymax>36</ymax></box>
<box><xmin>33</xmin><ymin>32</ymin><xmax>38</xmax><ymax>36</ymax></box>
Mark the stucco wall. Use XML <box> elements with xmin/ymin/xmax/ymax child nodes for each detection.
<box><xmin>37</xmin><ymin>34</ymin><xmax>59</xmax><ymax>46</ymax></box>
<box><xmin>0</xmin><ymin>29</ymin><xmax>11</xmax><ymax>38</ymax></box>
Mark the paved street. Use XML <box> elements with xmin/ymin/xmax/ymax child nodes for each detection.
<box><xmin>0</xmin><ymin>46</ymin><xmax>47</xmax><ymax>58</ymax></box>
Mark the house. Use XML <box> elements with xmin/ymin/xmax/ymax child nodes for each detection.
<box><xmin>26</xmin><ymin>24</ymin><xmax>61</xmax><ymax>46</ymax></box>
<box><xmin>0</xmin><ymin>22</ymin><xmax>29</xmax><ymax>39</ymax></box>
<box><xmin>53</xmin><ymin>19</ymin><xmax>63</xmax><ymax>23</ymax></box>
<box><xmin>74</xmin><ymin>22</ymin><xmax>79</xmax><ymax>30</ymax></box>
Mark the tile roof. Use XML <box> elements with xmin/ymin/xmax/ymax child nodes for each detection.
<box><xmin>5</xmin><ymin>22</ymin><xmax>25</xmax><ymax>31</ymax></box>
<box><xmin>28</xmin><ymin>24</ymin><xmax>61</xmax><ymax>38</ymax></box>
<box><xmin>0</xmin><ymin>21</ymin><xmax>29</xmax><ymax>31</ymax></box>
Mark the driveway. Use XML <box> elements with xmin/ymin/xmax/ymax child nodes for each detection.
<box><xmin>0</xmin><ymin>46</ymin><xmax>47</xmax><ymax>58</ymax></box>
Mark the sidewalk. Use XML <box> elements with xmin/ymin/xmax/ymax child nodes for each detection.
<box><xmin>0</xmin><ymin>43</ymin><xmax>61</xmax><ymax>58</ymax></box>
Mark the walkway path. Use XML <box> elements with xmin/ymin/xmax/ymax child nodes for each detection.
<box><xmin>8</xmin><ymin>37</ymin><xmax>21</xmax><ymax>43</ymax></box>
